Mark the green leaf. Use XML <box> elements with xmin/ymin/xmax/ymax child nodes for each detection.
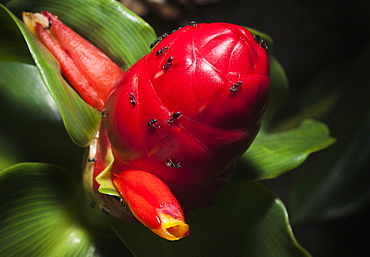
<box><xmin>235</xmin><ymin>119</ymin><xmax>336</xmax><ymax>181</ymax></box>
<box><xmin>112</xmin><ymin>181</ymin><xmax>311</xmax><ymax>257</ymax></box>
<box><xmin>290</xmin><ymin>44</ymin><xmax>370</xmax><ymax>223</ymax></box>
<box><xmin>0</xmin><ymin>163</ymin><xmax>133</xmax><ymax>257</ymax></box>
<box><xmin>0</xmin><ymin>62</ymin><xmax>61</xmax><ymax>121</ymax></box>
<box><xmin>0</xmin><ymin>163</ymin><xmax>93</xmax><ymax>256</ymax></box>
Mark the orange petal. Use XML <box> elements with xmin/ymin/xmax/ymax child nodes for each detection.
<box><xmin>113</xmin><ymin>170</ymin><xmax>189</xmax><ymax>240</ymax></box>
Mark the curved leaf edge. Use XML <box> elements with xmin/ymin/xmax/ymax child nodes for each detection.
<box><xmin>235</xmin><ymin>119</ymin><xmax>336</xmax><ymax>181</ymax></box>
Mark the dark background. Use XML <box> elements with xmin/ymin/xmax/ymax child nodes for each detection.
<box><xmin>1</xmin><ymin>0</ymin><xmax>369</xmax><ymax>256</ymax></box>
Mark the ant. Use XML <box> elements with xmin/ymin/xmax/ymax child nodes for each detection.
<box><xmin>167</xmin><ymin>111</ymin><xmax>181</xmax><ymax>124</ymax></box>
<box><xmin>150</xmin><ymin>32</ymin><xmax>170</xmax><ymax>48</ymax></box>
<box><xmin>165</xmin><ymin>159</ymin><xmax>182</xmax><ymax>169</ymax></box>
<box><xmin>171</xmin><ymin>26</ymin><xmax>182</xmax><ymax>34</ymax></box>
<box><xmin>253</xmin><ymin>34</ymin><xmax>268</xmax><ymax>50</ymax></box>
<box><xmin>156</xmin><ymin>46</ymin><xmax>169</xmax><ymax>56</ymax></box>
<box><xmin>87</xmin><ymin>158</ymin><xmax>97</xmax><ymax>162</ymax></box>
<box><xmin>230</xmin><ymin>81</ymin><xmax>243</xmax><ymax>92</ymax></box>
<box><xmin>148</xmin><ymin>116</ymin><xmax>160</xmax><ymax>129</ymax></box>
<box><xmin>101</xmin><ymin>110</ymin><xmax>107</xmax><ymax>118</ymax></box>
<box><xmin>163</xmin><ymin>56</ymin><xmax>174</xmax><ymax>70</ymax></box>
<box><xmin>129</xmin><ymin>93</ymin><xmax>136</xmax><ymax>106</ymax></box>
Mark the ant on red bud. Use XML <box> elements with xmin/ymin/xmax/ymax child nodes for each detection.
<box><xmin>189</xmin><ymin>21</ymin><xmax>197</xmax><ymax>27</ymax></box>
<box><xmin>166</xmin><ymin>159</ymin><xmax>182</xmax><ymax>169</ymax></box>
<box><xmin>150</xmin><ymin>32</ymin><xmax>170</xmax><ymax>48</ymax></box>
<box><xmin>171</xmin><ymin>26</ymin><xmax>182</xmax><ymax>34</ymax></box>
<box><xmin>253</xmin><ymin>34</ymin><xmax>268</xmax><ymax>50</ymax></box>
<box><xmin>150</xmin><ymin>37</ymin><xmax>161</xmax><ymax>49</ymax></box>
<box><xmin>148</xmin><ymin>116</ymin><xmax>160</xmax><ymax>129</ymax></box>
<box><xmin>167</xmin><ymin>111</ymin><xmax>181</xmax><ymax>124</ymax></box>
<box><xmin>163</xmin><ymin>56</ymin><xmax>174</xmax><ymax>70</ymax></box>
<box><xmin>230</xmin><ymin>81</ymin><xmax>243</xmax><ymax>92</ymax></box>
<box><xmin>156</xmin><ymin>46</ymin><xmax>169</xmax><ymax>56</ymax></box>
<box><xmin>129</xmin><ymin>93</ymin><xmax>136</xmax><ymax>106</ymax></box>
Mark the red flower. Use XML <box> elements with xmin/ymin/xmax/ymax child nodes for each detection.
<box><xmin>104</xmin><ymin>22</ymin><xmax>270</xmax><ymax>211</ymax></box>
<box><xmin>24</xmin><ymin>12</ymin><xmax>269</xmax><ymax>241</ymax></box>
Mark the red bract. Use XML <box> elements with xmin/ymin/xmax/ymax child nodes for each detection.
<box><xmin>104</xmin><ymin>23</ymin><xmax>270</xmax><ymax>211</ymax></box>
<box><xmin>23</xmin><ymin>11</ymin><xmax>124</xmax><ymax>110</ymax></box>
<box><xmin>113</xmin><ymin>170</ymin><xmax>189</xmax><ymax>240</ymax></box>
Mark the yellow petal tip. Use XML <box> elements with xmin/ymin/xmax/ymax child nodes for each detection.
<box><xmin>151</xmin><ymin>212</ymin><xmax>189</xmax><ymax>241</ymax></box>
<box><xmin>22</xmin><ymin>12</ymin><xmax>49</xmax><ymax>36</ymax></box>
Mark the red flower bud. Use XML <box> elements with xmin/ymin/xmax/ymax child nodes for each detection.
<box><xmin>104</xmin><ymin>23</ymin><xmax>270</xmax><ymax>211</ymax></box>
<box><xmin>23</xmin><ymin>11</ymin><xmax>124</xmax><ymax>110</ymax></box>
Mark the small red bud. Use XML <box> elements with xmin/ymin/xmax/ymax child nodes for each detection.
<box><xmin>23</xmin><ymin>11</ymin><xmax>124</xmax><ymax>110</ymax></box>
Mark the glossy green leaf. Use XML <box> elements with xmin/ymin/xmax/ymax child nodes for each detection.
<box><xmin>7</xmin><ymin>0</ymin><xmax>157</xmax><ymax>69</ymax></box>
<box><xmin>0</xmin><ymin>62</ymin><xmax>61</xmax><ymax>121</ymax></box>
<box><xmin>0</xmin><ymin>163</ymin><xmax>133</xmax><ymax>257</ymax></box>
<box><xmin>112</xmin><ymin>181</ymin><xmax>311</xmax><ymax>257</ymax></box>
<box><xmin>235</xmin><ymin>119</ymin><xmax>336</xmax><ymax>181</ymax></box>
<box><xmin>0</xmin><ymin>4</ymin><xmax>100</xmax><ymax>147</ymax></box>
<box><xmin>0</xmin><ymin>163</ymin><xmax>94</xmax><ymax>256</ymax></box>
<box><xmin>290</xmin><ymin>44</ymin><xmax>370</xmax><ymax>223</ymax></box>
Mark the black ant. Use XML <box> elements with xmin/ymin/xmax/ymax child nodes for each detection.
<box><xmin>230</xmin><ymin>81</ymin><xmax>243</xmax><ymax>92</ymax></box>
<box><xmin>163</xmin><ymin>56</ymin><xmax>174</xmax><ymax>70</ymax></box>
<box><xmin>101</xmin><ymin>110</ymin><xmax>107</xmax><ymax>118</ymax></box>
<box><xmin>166</xmin><ymin>159</ymin><xmax>182</xmax><ymax>169</ymax></box>
<box><xmin>150</xmin><ymin>32</ymin><xmax>170</xmax><ymax>48</ymax></box>
<box><xmin>129</xmin><ymin>93</ymin><xmax>136</xmax><ymax>106</ymax></box>
<box><xmin>167</xmin><ymin>111</ymin><xmax>181</xmax><ymax>124</ymax></box>
<box><xmin>156</xmin><ymin>46</ymin><xmax>169</xmax><ymax>56</ymax></box>
<box><xmin>87</xmin><ymin>158</ymin><xmax>97</xmax><ymax>162</ymax></box>
<box><xmin>171</xmin><ymin>26</ymin><xmax>182</xmax><ymax>34</ymax></box>
<box><xmin>148</xmin><ymin>116</ymin><xmax>160</xmax><ymax>129</ymax></box>
<box><xmin>253</xmin><ymin>34</ymin><xmax>268</xmax><ymax>50</ymax></box>
<box><xmin>189</xmin><ymin>21</ymin><xmax>197</xmax><ymax>27</ymax></box>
